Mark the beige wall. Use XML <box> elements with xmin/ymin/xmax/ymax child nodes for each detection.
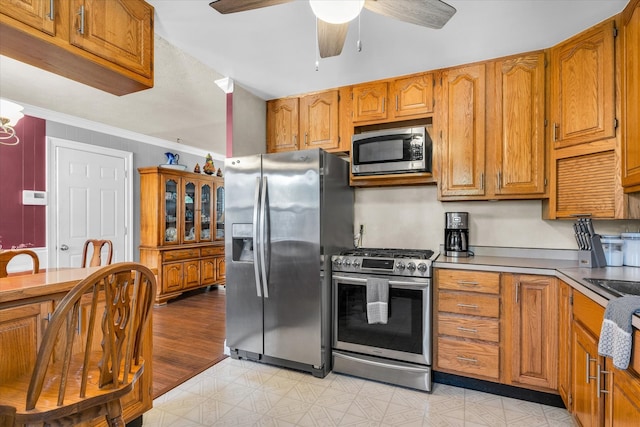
<box><xmin>355</xmin><ymin>185</ymin><xmax>640</xmax><ymax>250</ymax></box>
<box><xmin>232</xmin><ymin>85</ymin><xmax>266</xmax><ymax>157</ymax></box>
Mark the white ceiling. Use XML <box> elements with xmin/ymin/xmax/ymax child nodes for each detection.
<box><xmin>0</xmin><ymin>0</ymin><xmax>628</xmax><ymax>156</ymax></box>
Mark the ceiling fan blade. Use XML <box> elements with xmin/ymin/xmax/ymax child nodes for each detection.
<box><xmin>209</xmin><ymin>0</ymin><xmax>293</xmax><ymax>14</ymax></box>
<box><xmin>317</xmin><ymin>19</ymin><xmax>349</xmax><ymax>58</ymax></box>
<box><xmin>364</xmin><ymin>0</ymin><xmax>456</xmax><ymax>29</ymax></box>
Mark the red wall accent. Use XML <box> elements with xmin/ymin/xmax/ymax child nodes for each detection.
<box><xmin>0</xmin><ymin>115</ymin><xmax>46</xmax><ymax>249</ymax></box>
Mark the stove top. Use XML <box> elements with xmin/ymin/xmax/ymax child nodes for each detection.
<box><xmin>341</xmin><ymin>248</ymin><xmax>434</xmax><ymax>260</ymax></box>
<box><xmin>333</xmin><ymin>247</ymin><xmax>438</xmax><ymax>278</ymax></box>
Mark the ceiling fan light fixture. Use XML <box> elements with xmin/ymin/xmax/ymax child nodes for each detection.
<box><xmin>309</xmin><ymin>0</ymin><xmax>365</xmax><ymax>24</ymax></box>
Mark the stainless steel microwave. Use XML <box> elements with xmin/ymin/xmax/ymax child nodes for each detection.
<box><xmin>351</xmin><ymin>127</ymin><xmax>432</xmax><ymax>175</ymax></box>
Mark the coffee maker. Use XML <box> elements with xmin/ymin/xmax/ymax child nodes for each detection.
<box><xmin>445</xmin><ymin>212</ymin><xmax>470</xmax><ymax>257</ymax></box>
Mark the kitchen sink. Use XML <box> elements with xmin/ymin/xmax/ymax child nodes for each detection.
<box><xmin>583</xmin><ymin>278</ymin><xmax>640</xmax><ymax>297</ymax></box>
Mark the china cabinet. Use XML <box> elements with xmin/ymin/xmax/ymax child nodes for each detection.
<box><xmin>138</xmin><ymin>167</ymin><xmax>225</xmax><ymax>304</ymax></box>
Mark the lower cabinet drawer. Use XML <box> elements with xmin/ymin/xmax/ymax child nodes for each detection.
<box><xmin>437</xmin><ymin>337</ymin><xmax>500</xmax><ymax>380</ymax></box>
<box><xmin>163</xmin><ymin>249</ymin><xmax>199</xmax><ymax>261</ymax></box>
<box><xmin>438</xmin><ymin>291</ymin><xmax>500</xmax><ymax>318</ymax></box>
<box><xmin>437</xmin><ymin>313</ymin><xmax>500</xmax><ymax>342</ymax></box>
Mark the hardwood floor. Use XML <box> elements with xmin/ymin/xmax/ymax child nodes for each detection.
<box><xmin>151</xmin><ymin>285</ymin><xmax>227</xmax><ymax>398</ymax></box>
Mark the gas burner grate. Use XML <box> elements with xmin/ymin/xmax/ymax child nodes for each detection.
<box><xmin>341</xmin><ymin>248</ymin><xmax>434</xmax><ymax>260</ymax></box>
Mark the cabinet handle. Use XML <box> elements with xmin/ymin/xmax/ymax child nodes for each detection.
<box><xmin>480</xmin><ymin>172</ymin><xmax>484</xmax><ymax>190</ymax></box>
<box><xmin>597</xmin><ymin>364</ymin><xmax>609</xmax><ymax>397</ymax></box>
<box><xmin>456</xmin><ymin>356</ymin><xmax>478</xmax><ymax>364</ymax></box>
<box><xmin>497</xmin><ymin>170</ymin><xmax>502</xmax><ymax>190</ymax></box>
<box><xmin>569</xmin><ymin>213</ymin><xmax>593</xmax><ymax>218</ymax></box>
<box><xmin>553</xmin><ymin>123</ymin><xmax>559</xmax><ymax>142</ymax></box>
<box><xmin>457</xmin><ymin>280</ymin><xmax>479</xmax><ymax>287</ymax></box>
<box><xmin>294</xmin><ymin>134</ymin><xmax>297</xmax><ymax>146</ymax></box>
<box><xmin>48</xmin><ymin>0</ymin><xmax>55</xmax><ymax>20</ymax></box>
<box><xmin>305</xmin><ymin>132</ymin><xmax>308</xmax><ymax>146</ymax></box>
<box><xmin>586</xmin><ymin>352</ymin><xmax>597</xmax><ymax>384</ymax></box>
<box><xmin>457</xmin><ymin>326</ymin><xmax>478</xmax><ymax>334</ymax></box>
<box><xmin>457</xmin><ymin>303</ymin><xmax>479</xmax><ymax>310</ymax></box>
<box><xmin>395</xmin><ymin>94</ymin><xmax>399</xmax><ymax>111</ymax></box>
<box><xmin>45</xmin><ymin>312</ymin><xmax>53</xmax><ymax>322</ymax></box>
<box><xmin>382</xmin><ymin>97</ymin><xmax>385</xmax><ymax>113</ymax></box>
<box><xmin>77</xmin><ymin>5</ymin><xmax>85</xmax><ymax>35</ymax></box>
<box><xmin>515</xmin><ymin>282</ymin><xmax>520</xmax><ymax>304</ymax></box>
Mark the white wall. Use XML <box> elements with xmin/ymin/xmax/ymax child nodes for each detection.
<box><xmin>355</xmin><ymin>185</ymin><xmax>640</xmax><ymax>250</ymax></box>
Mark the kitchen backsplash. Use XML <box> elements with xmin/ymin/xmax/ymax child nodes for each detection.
<box><xmin>355</xmin><ymin>186</ymin><xmax>640</xmax><ymax>251</ymax></box>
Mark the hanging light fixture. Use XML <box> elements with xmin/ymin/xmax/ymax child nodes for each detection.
<box><xmin>0</xmin><ymin>99</ymin><xmax>24</xmax><ymax>146</ymax></box>
<box><xmin>309</xmin><ymin>0</ymin><xmax>365</xmax><ymax>24</ymax></box>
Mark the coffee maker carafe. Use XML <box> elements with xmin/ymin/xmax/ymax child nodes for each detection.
<box><xmin>445</xmin><ymin>212</ymin><xmax>470</xmax><ymax>257</ymax></box>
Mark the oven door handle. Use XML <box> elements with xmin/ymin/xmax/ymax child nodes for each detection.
<box><xmin>332</xmin><ymin>275</ymin><xmax>429</xmax><ymax>288</ymax></box>
<box><xmin>334</xmin><ymin>351</ymin><xmax>429</xmax><ymax>373</ymax></box>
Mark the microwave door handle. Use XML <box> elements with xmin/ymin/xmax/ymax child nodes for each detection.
<box><xmin>253</xmin><ymin>177</ymin><xmax>262</xmax><ymax>298</ymax></box>
<box><xmin>260</xmin><ymin>176</ymin><xmax>269</xmax><ymax>298</ymax></box>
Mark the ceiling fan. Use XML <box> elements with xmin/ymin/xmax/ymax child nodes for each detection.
<box><xmin>209</xmin><ymin>0</ymin><xmax>456</xmax><ymax>58</ymax></box>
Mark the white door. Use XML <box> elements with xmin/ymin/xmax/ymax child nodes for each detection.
<box><xmin>49</xmin><ymin>138</ymin><xmax>132</xmax><ymax>268</ymax></box>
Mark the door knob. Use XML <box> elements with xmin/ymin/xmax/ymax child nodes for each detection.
<box><xmin>60</xmin><ymin>244</ymin><xmax>69</xmax><ymax>251</ymax></box>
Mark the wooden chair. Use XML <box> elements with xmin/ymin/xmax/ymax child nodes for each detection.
<box><xmin>0</xmin><ymin>262</ymin><xmax>156</xmax><ymax>427</ymax></box>
<box><xmin>81</xmin><ymin>239</ymin><xmax>113</xmax><ymax>267</ymax></box>
<box><xmin>0</xmin><ymin>249</ymin><xmax>39</xmax><ymax>278</ymax></box>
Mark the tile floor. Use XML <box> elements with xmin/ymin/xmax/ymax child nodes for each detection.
<box><xmin>143</xmin><ymin>358</ymin><xmax>574</xmax><ymax>426</ymax></box>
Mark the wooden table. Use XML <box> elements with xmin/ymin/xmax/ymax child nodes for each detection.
<box><xmin>0</xmin><ymin>266</ymin><xmax>153</xmax><ymax>426</ymax></box>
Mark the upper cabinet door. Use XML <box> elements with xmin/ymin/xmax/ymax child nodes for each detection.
<box><xmin>622</xmin><ymin>0</ymin><xmax>640</xmax><ymax>189</ymax></box>
<box><xmin>493</xmin><ymin>53</ymin><xmax>546</xmax><ymax>196</ymax></box>
<box><xmin>550</xmin><ymin>19</ymin><xmax>616</xmax><ymax>149</ymax></box>
<box><xmin>352</xmin><ymin>81</ymin><xmax>388</xmax><ymax>123</ymax></box>
<box><xmin>439</xmin><ymin>64</ymin><xmax>487</xmax><ymax>197</ymax></box>
<box><xmin>0</xmin><ymin>0</ymin><xmax>55</xmax><ymax>35</ymax></box>
<box><xmin>299</xmin><ymin>90</ymin><xmax>340</xmax><ymax>151</ymax></box>
<box><xmin>391</xmin><ymin>73</ymin><xmax>434</xmax><ymax>119</ymax></box>
<box><xmin>69</xmin><ymin>0</ymin><xmax>153</xmax><ymax>78</ymax></box>
<box><xmin>267</xmin><ymin>98</ymin><xmax>299</xmax><ymax>153</ymax></box>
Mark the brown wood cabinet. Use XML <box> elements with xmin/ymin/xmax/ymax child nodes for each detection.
<box><xmin>138</xmin><ymin>167</ymin><xmax>225</xmax><ymax>305</ymax></box>
<box><xmin>550</xmin><ymin>19</ymin><xmax>616</xmax><ymax>149</ymax></box>
<box><xmin>437</xmin><ymin>52</ymin><xmax>547</xmax><ymax>200</ymax></box>
<box><xmin>502</xmin><ymin>274</ymin><xmax>558</xmax><ymax>392</ymax></box>
<box><xmin>569</xmin><ymin>290</ymin><xmax>640</xmax><ymax>427</ymax></box>
<box><xmin>558</xmin><ymin>280</ymin><xmax>573</xmax><ymax>410</ymax></box>
<box><xmin>435</xmin><ymin>269</ymin><xmax>559</xmax><ymax>394</ymax></box>
<box><xmin>622</xmin><ymin>0</ymin><xmax>640</xmax><ymax>191</ymax></box>
<box><xmin>0</xmin><ymin>300</ymin><xmax>52</xmax><ymax>384</ymax></box>
<box><xmin>435</xmin><ymin>269</ymin><xmax>501</xmax><ymax>382</ymax></box>
<box><xmin>0</xmin><ymin>0</ymin><xmax>154</xmax><ymax>95</ymax></box>
<box><xmin>437</xmin><ymin>63</ymin><xmax>487</xmax><ymax>197</ymax></box>
<box><xmin>352</xmin><ymin>81</ymin><xmax>389</xmax><ymax>124</ymax></box>
<box><xmin>267</xmin><ymin>90</ymin><xmax>347</xmax><ymax>153</ymax></box>
<box><xmin>489</xmin><ymin>52</ymin><xmax>546</xmax><ymax>197</ymax></box>
<box><xmin>267</xmin><ymin>97</ymin><xmax>299</xmax><ymax>153</ymax></box>
<box><xmin>299</xmin><ymin>90</ymin><xmax>340</xmax><ymax>151</ymax></box>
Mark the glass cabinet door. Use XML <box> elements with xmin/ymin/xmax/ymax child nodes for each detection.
<box><xmin>163</xmin><ymin>178</ymin><xmax>179</xmax><ymax>244</ymax></box>
<box><xmin>184</xmin><ymin>180</ymin><xmax>196</xmax><ymax>242</ymax></box>
<box><xmin>200</xmin><ymin>183</ymin><xmax>213</xmax><ymax>242</ymax></box>
<box><xmin>216</xmin><ymin>185</ymin><xmax>225</xmax><ymax>240</ymax></box>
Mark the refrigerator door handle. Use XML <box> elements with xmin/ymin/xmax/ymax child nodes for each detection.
<box><xmin>260</xmin><ymin>176</ymin><xmax>270</xmax><ymax>298</ymax></box>
<box><xmin>253</xmin><ymin>176</ymin><xmax>262</xmax><ymax>297</ymax></box>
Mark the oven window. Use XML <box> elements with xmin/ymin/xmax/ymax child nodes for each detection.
<box><xmin>336</xmin><ymin>284</ymin><xmax>424</xmax><ymax>354</ymax></box>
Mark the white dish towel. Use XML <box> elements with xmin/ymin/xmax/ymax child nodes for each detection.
<box><xmin>366</xmin><ymin>277</ymin><xmax>389</xmax><ymax>324</ymax></box>
<box><xmin>598</xmin><ymin>295</ymin><xmax>640</xmax><ymax>370</ymax></box>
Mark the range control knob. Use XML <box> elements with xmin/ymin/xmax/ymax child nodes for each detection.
<box><xmin>407</xmin><ymin>262</ymin><xmax>416</xmax><ymax>271</ymax></box>
<box><xmin>417</xmin><ymin>263</ymin><xmax>427</xmax><ymax>272</ymax></box>
<box><xmin>334</xmin><ymin>258</ymin><xmax>343</xmax><ymax>266</ymax></box>
<box><xmin>396</xmin><ymin>261</ymin><xmax>405</xmax><ymax>270</ymax></box>
<box><xmin>344</xmin><ymin>258</ymin><xmax>352</xmax><ymax>266</ymax></box>
<box><xmin>352</xmin><ymin>260</ymin><xmax>361</xmax><ymax>268</ymax></box>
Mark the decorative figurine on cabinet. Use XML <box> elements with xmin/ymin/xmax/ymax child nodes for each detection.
<box><xmin>193</xmin><ymin>163</ymin><xmax>201</xmax><ymax>173</ymax></box>
<box><xmin>203</xmin><ymin>153</ymin><xmax>215</xmax><ymax>175</ymax></box>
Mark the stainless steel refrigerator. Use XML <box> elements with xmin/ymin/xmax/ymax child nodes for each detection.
<box><xmin>224</xmin><ymin>149</ymin><xmax>354</xmax><ymax>377</ymax></box>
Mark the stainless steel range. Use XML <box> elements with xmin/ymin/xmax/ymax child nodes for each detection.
<box><xmin>331</xmin><ymin>248</ymin><xmax>438</xmax><ymax>391</ymax></box>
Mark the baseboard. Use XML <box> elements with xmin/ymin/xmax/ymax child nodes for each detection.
<box><xmin>433</xmin><ymin>371</ymin><xmax>566</xmax><ymax>408</ymax></box>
